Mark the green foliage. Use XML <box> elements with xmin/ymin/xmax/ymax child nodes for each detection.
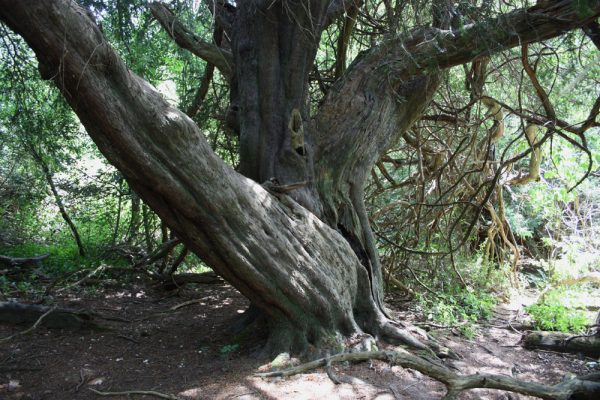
<box><xmin>526</xmin><ymin>303</ymin><xmax>589</xmax><ymax>333</ymax></box>
<box><xmin>0</xmin><ymin>240</ymin><xmax>124</xmax><ymax>275</ymax></box>
<box><xmin>426</xmin><ymin>290</ymin><xmax>496</xmax><ymax>323</ymax></box>
<box><xmin>526</xmin><ymin>287</ymin><xmax>596</xmax><ymax>333</ymax></box>
<box><xmin>419</xmin><ymin>287</ymin><xmax>497</xmax><ymax>338</ymax></box>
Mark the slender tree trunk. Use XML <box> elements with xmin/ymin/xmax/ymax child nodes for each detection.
<box><xmin>111</xmin><ymin>178</ymin><xmax>123</xmax><ymax>245</ymax></box>
<box><xmin>141</xmin><ymin>204</ymin><xmax>153</xmax><ymax>253</ymax></box>
<box><xmin>30</xmin><ymin>148</ymin><xmax>86</xmax><ymax>257</ymax></box>
<box><xmin>167</xmin><ymin>246</ymin><xmax>188</xmax><ymax>275</ymax></box>
<box><xmin>126</xmin><ymin>190</ymin><xmax>140</xmax><ymax>244</ymax></box>
<box><xmin>158</xmin><ymin>221</ymin><xmax>171</xmax><ymax>274</ymax></box>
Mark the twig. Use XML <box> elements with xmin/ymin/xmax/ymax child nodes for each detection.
<box><xmin>76</xmin><ymin>368</ymin><xmax>86</xmax><ymax>392</ymax></box>
<box><xmin>0</xmin><ymin>305</ymin><xmax>57</xmax><ymax>343</ymax></box>
<box><xmin>89</xmin><ymin>388</ymin><xmax>183</xmax><ymax>399</ymax></box>
<box><xmin>169</xmin><ymin>298</ymin><xmax>204</xmax><ymax>311</ymax></box>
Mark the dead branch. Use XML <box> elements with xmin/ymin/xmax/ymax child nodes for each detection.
<box><xmin>481</xmin><ymin>98</ymin><xmax>504</xmax><ymax>144</ymax></box>
<box><xmin>521</xmin><ymin>44</ymin><xmax>556</xmax><ymax>121</ymax></box>
<box><xmin>159</xmin><ymin>271</ymin><xmax>223</xmax><ymax>290</ymax></box>
<box><xmin>169</xmin><ymin>298</ymin><xmax>204</xmax><ymax>311</ymax></box>
<box><xmin>56</xmin><ymin>264</ymin><xmax>108</xmax><ymax>293</ymax></box>
<box><xmin>133</xmin><ymin>238</ymin><xmax>181</xmax><ymax>269</ymax></box>
<box><xmin>256</xmin><ymin>349</ymin><xmax>600</xmax><ymax>399</ymax></box>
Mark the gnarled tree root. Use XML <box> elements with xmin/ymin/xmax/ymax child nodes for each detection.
<box><xmin>256</xmin><ymin>349</ymin><xmax>600</xmax><ymax>400</ymax></box>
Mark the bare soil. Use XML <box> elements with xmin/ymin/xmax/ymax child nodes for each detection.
<box><xmin>1</xmin><ymin>281</ymin><xmax>598</xmax><ymax>400</ymax></box>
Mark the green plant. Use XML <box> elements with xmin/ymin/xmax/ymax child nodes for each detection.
<box><xmin>459</xmin><ymin>324</ymin><xmax>476</xmax><ymax>339</ymax></box>
<box><xmin>423</xmin><ymin>289</ymin><xmax>497</xmax><ymax>337</ymax></box>
<box><xmin>526</xmin><ymin>303</ymin><xmax>589</xmax><ymax>333</ymax></box>
<box><xmin>219</xmin><ymin>343</ymin><xmax>239</xmax><ymax>355</ymax></box>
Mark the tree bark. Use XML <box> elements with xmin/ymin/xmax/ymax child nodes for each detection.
<box><xmin>126</xmin><ymin>190</ymin><xmax>140</xmax><ymax>244</ymax></box>
<box><xmin>1</xmin><ymin>0</ymin><xmax>598</xmax><ymax>355</ymax></box>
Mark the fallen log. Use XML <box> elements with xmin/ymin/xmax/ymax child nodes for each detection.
<box><xmin>0</xmin><ymin>253</ymin><xmax>49</xmax><ymax>268</ymax></box>
<box><xmin>0</xmin><ymin>301</ymin><xmax>104</xmax><ymax>331</ymax></box>
<box><xmin>523</xmin><ymin>331</ymin><xmax>600</xmax><ymax>358</ymax></box>
<box><xmin>159</xmin><ymin>271</ymin><xmax>223</xmax><ymax>290</ymax></box>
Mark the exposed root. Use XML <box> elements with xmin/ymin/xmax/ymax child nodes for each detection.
<box><xmin>380</xmin><ymin>321</ymin><xmax>430</xmax><ymax>352</ymax></box>
<box><xmin>89</xmin><ymin>388</ymin><xmax>182</xmax><ymax>399</ymax></box>
<box><xmin>255</xmin><ymin>349</ymin><xmax>600</xmax><ymax>399</ymax></box>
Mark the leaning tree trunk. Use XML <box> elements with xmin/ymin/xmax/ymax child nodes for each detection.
<box><xmin>1</xmin><ymin>0</ymin><xmax>597</xmax><ymax>355</ymax></box>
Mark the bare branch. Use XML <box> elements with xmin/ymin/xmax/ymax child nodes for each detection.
<box><xmin>521</xmin><ymin>44</ymin><xmax>556</xmax><ymax>121</ymax></box>
<box><xmin>364</xmin><ymin>0</ymin><xmax>600</xmax><ymax>83</ymax></box>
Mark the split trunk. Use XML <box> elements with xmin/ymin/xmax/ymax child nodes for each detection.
<box><xmin>1</xmin><ymin>0</ymin><xmax>598</xmax><ymax>355</ymax></box>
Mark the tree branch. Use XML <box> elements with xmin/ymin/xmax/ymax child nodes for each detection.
<box><xmin>521</xmin><ymin>44</ymin><xmax>556</xmax><ymax>121</ymax></box>
<box><xmin>315</xmin><ymin>0</ymin><xmax>599</xmax><ymax>184</ymax></box>
<box><xmin>390</xmin><ymin>0</ymin><xmax>600</xmax><ymax>79</ymax></box>
<box><xmin>89</xmin><ymin>388</ymin><xmax>182</xmax><ymax>400</ymax></box>
<box><xmin>0</xmin><ymin>306</ymin><xmax>57</xmax><ymax>343</ymax></box>
<box><xmin>149</xmin><ymin>2</ymin><xmax>233</xmax><ymax>79</ymax></box>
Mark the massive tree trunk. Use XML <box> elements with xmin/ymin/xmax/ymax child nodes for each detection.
<box><xmin>0</xmin><ymin>0</ymin><xmax>598</xmax><ymax>355</ymax></box>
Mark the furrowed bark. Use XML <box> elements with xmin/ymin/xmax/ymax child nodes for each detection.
<box><xmin>0</xmin><ymin>0</ymin><xmax>383</xmax><ymax>354</ymax></box>
<box><xmin>230</xmin><ymin>0</ymin><xmax>331</xmax><ymax>214</ymax></box>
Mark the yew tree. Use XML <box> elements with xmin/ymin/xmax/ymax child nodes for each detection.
<box><xmin>1</xmin><ymin>0</ymin><xmax>599</xmax><ymax>355</ymax></box>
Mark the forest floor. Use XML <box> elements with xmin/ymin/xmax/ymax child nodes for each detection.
<box><xmin>0</xmin><ymin>279</ymin><xmax>598</xmax><ymax>400</ymax></box>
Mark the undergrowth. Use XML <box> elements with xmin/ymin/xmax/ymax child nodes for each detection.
<box><xmin>526</xmin><ymin>303</ymin><xmax>589</xmax><ymax>333</ymax></box>
<box><xmin>413</xmin><ymin>253</ymin><xmax>506</xmax><ymax>338</ymax></box>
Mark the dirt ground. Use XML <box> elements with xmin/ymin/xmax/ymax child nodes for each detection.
<box><xmin>1</xmin><ymin>281</ymin><xmax>598</xmax><ymax>400</ymax></box>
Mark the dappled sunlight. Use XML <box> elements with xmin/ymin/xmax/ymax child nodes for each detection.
<box><xmin>200</xmin><ymin>373</ymin><xmax>395</xmax><ymax>400</ymax></box>
<box><xmin>243</xmin><ymin>178</ymin><xmax>275</xmax><ymax>206</ymax></box>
